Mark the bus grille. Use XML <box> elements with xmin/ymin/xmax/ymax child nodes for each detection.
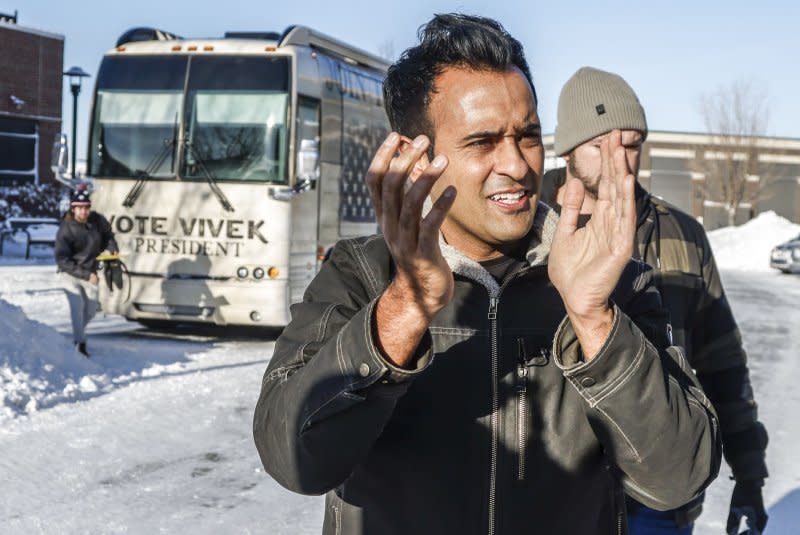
<box><xmin>134</xmin><ymin>303</ymin><xmax>215</xmax><ymax>318</ymax></box>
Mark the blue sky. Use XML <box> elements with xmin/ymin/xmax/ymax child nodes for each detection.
<box><xmin>10</xmin><ymin>0</ymin><xmax>800</xmax><ymax>160</ymax></box>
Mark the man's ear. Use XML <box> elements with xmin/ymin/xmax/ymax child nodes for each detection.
<box><xmin>398</xmin><ymin>135</ymin><xmax>431</xmax><ymax>182</ymax></box>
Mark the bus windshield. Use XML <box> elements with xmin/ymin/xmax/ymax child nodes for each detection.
<box><xmin>182</xmin><ymin>56</ymin><xmax>290</xmax><ymax>183</ymax></box>
<box><xmin>88</xmin><ymin>54</ymin><xmax>290</xmax><ymax>183</ymax></box>
<box><xmin>89</xmin><ymin>56</ymin><xmax>187</xmax><ymax>179</ymax></box>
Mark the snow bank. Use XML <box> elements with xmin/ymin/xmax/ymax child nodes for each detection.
<box><xmin>0</xmin><ymin>297</ymin><xmax>107</xmax><ymax>421</ymax></box>
<box><xmin>708</xmin><ymin>211</ymin><xmax>800</xmax><ymax>272</ymax></box>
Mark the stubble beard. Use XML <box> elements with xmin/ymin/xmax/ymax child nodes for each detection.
<box><xmin>567</xmin><ymin>157</ymin><xmax>599</xmax><ymax>200</ymax></box>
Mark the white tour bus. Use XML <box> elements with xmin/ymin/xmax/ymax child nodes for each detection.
<box><xmin>56</xmin><ymin>26</ymin><xmax>389</xmax><ymax>327</ymax></box>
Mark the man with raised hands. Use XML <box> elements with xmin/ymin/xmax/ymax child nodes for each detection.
<box><xmin>254</xmin><ymin>14</ymin><xmax>720</xmax><ymax>535</ymax></box>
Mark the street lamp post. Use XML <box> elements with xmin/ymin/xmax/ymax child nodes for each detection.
<box><xmin>63</xmin><ymin>66</ymin><xmax>91</xmax><ymax>179</ymax></box>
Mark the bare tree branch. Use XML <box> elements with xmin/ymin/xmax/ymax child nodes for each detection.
<box><xmin>694</xmin><ymin>79</ymin><xmax>776</xmax><ymax>226</ymax></box>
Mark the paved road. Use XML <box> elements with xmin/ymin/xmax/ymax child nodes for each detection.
<box><xmin>695</xmin><ymin>271</ymin><xmax>800</xmax><ymax>535</ymax></box>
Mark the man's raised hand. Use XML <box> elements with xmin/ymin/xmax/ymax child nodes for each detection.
<box><xmin>548</xmin><ymin>130</ymin><xmax>637</xmax><ymax>359</ymax></box>
<box><xmin>365</xmin><ymin>133</ymin><xmax>456</xmax><ymax>367</ymax></box>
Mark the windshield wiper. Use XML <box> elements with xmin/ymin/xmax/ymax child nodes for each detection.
<box><xmin>121</xmin><ymin>139</ymin><xmax>175</xmax><ymax>207</ymax></box>
<box><xmin>183</xmin><ymin>141</ymin><xmax>235</xmax><ymax>213</ymax></box>
<box><xmin>122</xmin><ymin>116</ymin><xmax>179</xmax><ymax>208</ymax></box>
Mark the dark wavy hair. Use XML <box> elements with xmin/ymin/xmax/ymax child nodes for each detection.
<box><xmin>383</xmin><ymin>13</ymin><xmax>536</xmax><ymax>143</ymax></box>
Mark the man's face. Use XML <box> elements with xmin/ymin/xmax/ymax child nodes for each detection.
<box><xmin>564</xmin><ymin>130</ymin><xmax>643</xmax><ymax>199</ymax></box>
<box><xmin>72</xmin><ymin>205</ymin><xmax>90</xmax><ymax>224</ymax></box>
<box><xmin>425</xmin><ymin>67</ymin><xmax>543</xmax><ymax>259</ymax></box>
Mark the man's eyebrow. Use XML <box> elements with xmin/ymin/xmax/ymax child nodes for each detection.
<box><xmin>516</xmin><ymin>123</ymin><xmax>541</xmax><ymax>135</ymax></box>
<box><xmin>460</xmin><ymin>129</ymin><xmax>504</xmax><ymax>143</ymax></box>
<box><xmin>460</xmin><ymin>123</ymin><xmax>542</xmax><ymax>144</ymax></box>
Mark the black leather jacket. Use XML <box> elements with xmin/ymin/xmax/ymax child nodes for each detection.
<box><xmin>253</xmin><ymin>204</ymin><xmax>721</xmax><ymax>535</ymax></box>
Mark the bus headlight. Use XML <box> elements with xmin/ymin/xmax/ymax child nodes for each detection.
<box><xmin>268</xmin><ymin>266</ymin><xmax>280</xmax><ymax>279</ymax></box>
<box><xmin>237</xmin><ymin>266</ymin><xmax>249</xmax><ymax>279</ymax></box>
<box><xmin>253</xmin><ymin>267</ymin><xmax>265</xmax><ymax>279</ymax></box>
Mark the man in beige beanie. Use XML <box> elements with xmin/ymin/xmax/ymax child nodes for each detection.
<box><xmin>543</xmin><ymin>66</ymin><xmax>648</xmax><ymax>215</ymax></box>
<box><xmin>543</xmin><ymin>67</ymin><xmax>769</xmax><ymax>535</ymax></box>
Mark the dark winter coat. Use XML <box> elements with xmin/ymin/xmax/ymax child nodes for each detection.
<box><xmin>542</xmin><ymin>168</ymin><xmax>767</xmax><ymax>524</ymax></box>
<box><xmin>253</xmin><ymin>203</ymin><xmax>721</xmax><ymax>535</ymax></box>
<box><xmin>55</xmin><ymin>211</ymin><xmax>118</xmax><ymax>281</ymax></box>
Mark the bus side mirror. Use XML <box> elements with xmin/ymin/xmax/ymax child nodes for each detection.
<box><xmin>269</xmin><ymin>138</ymin><xmax>320</xmax><ymax>201</ymax></box>
<box><xmin>51</xmin><ymin>134</ymin><xmax>71</xmax><ymax>185</ymax></box>
<box><xmin>295</xmin><ymin>138</ymin><xmax>319</xmax><ymax>192</ymax></box>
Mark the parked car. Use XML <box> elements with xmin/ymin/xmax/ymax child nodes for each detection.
<box><xmin>770</xmin><ymin>234</ymin><xmax>800</xmax><ymax>273</ymax></box>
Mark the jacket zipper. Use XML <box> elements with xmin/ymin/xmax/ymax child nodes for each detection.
<box><xmin>516</xmin><ymin>339</ymin><xmax>528</xmax><ymax>481</ymax></box>
<box><xmin>488</xmin><ymin>296</ymin><xmax>499</xmax><ymax>535</ymax></box>
<box><xmin>331</xmin><ymin>502</ymin><xmax>342</xmax><ymax>535</ymax></box>
<box><xmin>486</xmin><ymin>267</ymin><xmax>540</xmax><ymax>535</ymax></box>
<box><xmin>608</xmin><ymin>463</ymin><xmax>625</xmax><ymax>535</ymax></box>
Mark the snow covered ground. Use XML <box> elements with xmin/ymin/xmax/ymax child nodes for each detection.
<box><xmin>0</xmin><ymin>262</ymin><xmax>323</xmax><ymax>534</ymax></box>
<box><xmin>1</xmin><ymin>213</ymin><xmax>799</xmax><ymax>534</ymax></box>
<box><xmin>708</xmin><ymin>211</ymin><xmax>800</xmax><ymax>272</ymax></box>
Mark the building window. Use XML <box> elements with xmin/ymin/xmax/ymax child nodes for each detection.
<box><xmin>0</xmin><ymin>117</ymin><xmax>38</xmax><ymax>184</ymax></box>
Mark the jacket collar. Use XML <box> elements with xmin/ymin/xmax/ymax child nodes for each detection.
<box><xmin>635</xmin><ymin>181</ymin><xmax>653</xmax><ymax>226</ymax></box>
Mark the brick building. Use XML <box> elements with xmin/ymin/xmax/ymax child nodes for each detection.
<box><xmin>0</xmin><ymin>13</ymin><xmax>63</xmax><ymax>184</ymax></box>
<box><xmin>544</xmin><ymin>131</ymin><xmax>800</xmax><ymax>230</ymax></box>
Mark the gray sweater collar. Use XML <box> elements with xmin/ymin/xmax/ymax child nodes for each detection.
<box><xmin>438</xmin><ymin>202</ymin><xmax>559</xmax><ymax>296</ymax></box>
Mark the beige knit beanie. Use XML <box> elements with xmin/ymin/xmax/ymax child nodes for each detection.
<box><xmin>554</xmin><ymin>67</ymin><xmax>648</xmax><ymax>156</ymax></box>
